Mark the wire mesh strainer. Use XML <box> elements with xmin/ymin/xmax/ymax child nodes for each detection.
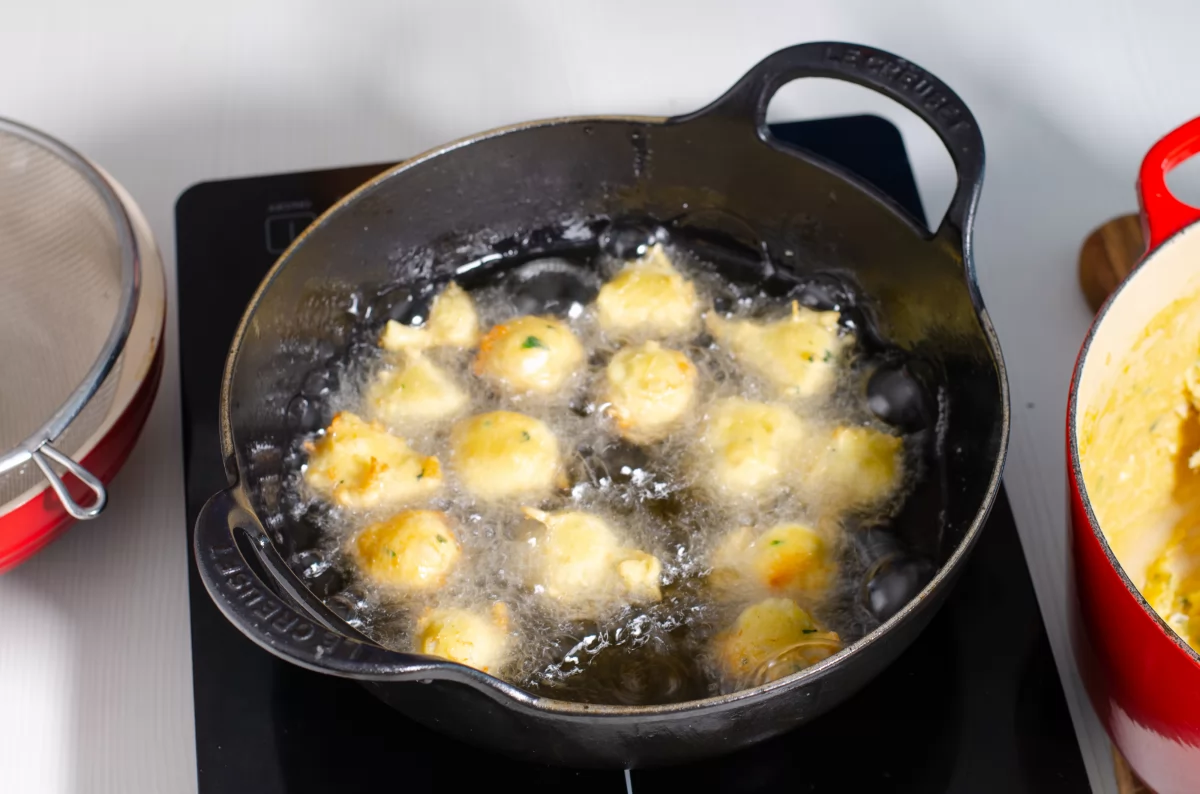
<box><xmin>0</xmin><ymin>118</ymin><xmax>140</xmax><ymax>520</ymax></box>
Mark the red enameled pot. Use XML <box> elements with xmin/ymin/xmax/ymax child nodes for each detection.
<box><xmin>1068</xmin><ymin>116</ymin><xmax>1200</xmax><ymax>794</ymax></box>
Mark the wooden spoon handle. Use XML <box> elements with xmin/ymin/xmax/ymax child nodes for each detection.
<box><xmin>1078</xmin><ymin>213</ymin><xmax>1144</xmax><ymax>314</ymax></box>
<box><xmin>1114</xmin><ymin>746</ymin><xmax>1155</xmax><ymax>794</ymax></box>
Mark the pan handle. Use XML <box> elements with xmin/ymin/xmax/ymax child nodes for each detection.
<box><xmin>1137</xmin><ymin>116</ymin><xmax>1200</xmax><ymax>255</ymax></box>
<box><xmin>677</xmin><ymin>41</ymin><xmax>984</xmax><ymax>248</ymax></box>
<box><xmin>195</xmin><ymin>486</ymin><xmax>449</xmax><ymax>681</ymax></box>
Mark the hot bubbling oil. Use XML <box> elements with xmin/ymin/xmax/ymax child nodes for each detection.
<box><xmin>283</xmin><ymin>222</ymin><xmax>929</xmax><ymax>705</ymax></box>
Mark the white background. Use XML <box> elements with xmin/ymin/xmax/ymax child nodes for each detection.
<box><xmin>3</xmin><ymin>1</ymin><xmax>1200</xmax><ymax>791</ymax></box>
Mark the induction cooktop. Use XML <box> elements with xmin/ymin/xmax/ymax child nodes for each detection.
<box><xmin>176</xmin><ymin>114</ymin><xmax>1089</xmax><ymax>793</ymax></box>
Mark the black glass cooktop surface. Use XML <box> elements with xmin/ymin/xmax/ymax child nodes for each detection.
<box><xmin>177</xmin><ymin>114</ymin><xmax>1089</xmax><ymax>793</ymax></box>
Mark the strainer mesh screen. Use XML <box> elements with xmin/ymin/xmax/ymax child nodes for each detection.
<box><xmin>0</xmin><ymin>128</ymin><xmax>126</xmax><ymax>505</ymax></box>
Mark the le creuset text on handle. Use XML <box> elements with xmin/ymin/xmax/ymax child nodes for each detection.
<box><xmin>194</xmin><ymin>486</ymin><xmax>443</xmax><ymax>681</ymax></box>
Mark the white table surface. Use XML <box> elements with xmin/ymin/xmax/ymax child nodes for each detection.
<box><xmin>5</xmin><ymin>1</ymin><xmax>1200</xmax><ymax>790</ymax></box>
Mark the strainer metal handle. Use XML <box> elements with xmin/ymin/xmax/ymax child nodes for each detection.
<box><xmin>30</xmin><ymin>444</ymin><xmax>106</xmax><ymax>520</ymax></box>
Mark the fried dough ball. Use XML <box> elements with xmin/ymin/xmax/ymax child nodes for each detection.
<box><xmin>426</xmin><ymin>281</ymin><xmax>481</xmax><ymax>348</ymax></box>
<box><xmin>596</xmin><ymin>244</ymin><xmax>700</xmax><ymax>339</ymax></box>
<box><xmin>715</xmin><ymin>598</ymin><xmax>841</xmax><ymax>687</ymax></box>
<box><xmin>602</xmin><ymin>341</ymin><xmax>698</xmax><ymax>443</ymax></box>
<box><xmin>303</xmin><ymin>412</ymin><xmax>441</xmax><ymax>509</ymax></box>
<box><xmin>365</xmin><ymin>350</ymin><xmax>468</xmax><ymax>428</ymax></box>
<box><xmin>706</xmin><ymin>301</ymin><xmax>849</xmax><ymax>400</ymax></box>
<box><xmin>522</xmin><ymin>508</ymin><xmax>662</xmax><ymax>615</ymax></box>
<box><xmin>449</xmin><ymin>411</ymin><xmax>563</xmax><ymax>501</ymax></box>
<box><xmin>415</xmin><ymin>603</ymin><xmax>511</xmax><ymax>674</ymax></box>
<box><xmin>474</xmin><ymin>315</ymin><xmax>585</xmax><ymax>395</ymax></box>
<box><xmin>352</xmin><ymin>510</ymin><xmax>460</xmax><ymax>593</ymax></box>
<box><xmin>696</xmin><ymin>398</ymin><xmax>807</xmax><ymax>498</ymax></box>
<box><xmin>380</xmin><ymin>281</ymin><xmax>480</xmax><ymax>351</ymax></box>
<box><xmin>711</xmin><ymin>523</ymin><xmax>837</xmax><ymax>598</ymax></box>
<box><xmin>801</xmin><ymin>425</ymin><xmax>903</xmax><ymax>510</ymax></box>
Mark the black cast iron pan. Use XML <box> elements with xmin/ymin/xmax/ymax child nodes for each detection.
<box><xmin>195</xmin><ymin>41</ymin><xmax>1009</xmax><ymax>767</ymax></box>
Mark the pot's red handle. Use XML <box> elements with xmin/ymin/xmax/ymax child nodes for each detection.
<box><xmin>1138</xmin><ymin>116</ymin><xmax>1200</xmax><ymax>255</ymax></box>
